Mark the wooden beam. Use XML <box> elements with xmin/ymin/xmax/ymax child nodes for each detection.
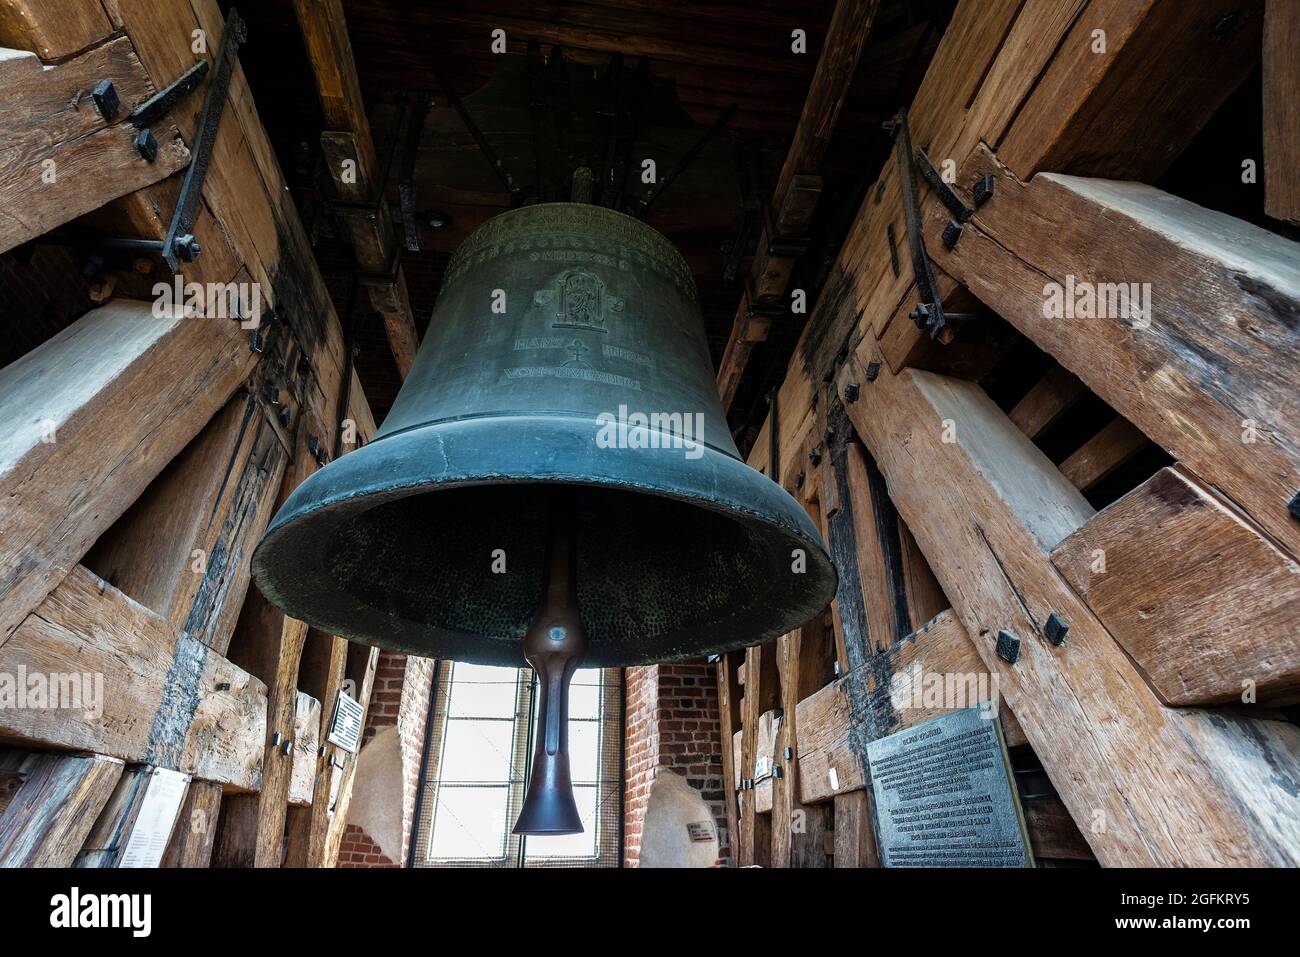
<box><xmin>713</xmin><ymin>651</ymin><xmax>741</xmax><ymax>862</ymax></box>
<box><xmin>0</xmin><ymin>36</ymin><xmax>189</xmax><ymax>254</ymax></box>
<box><xmin>772</xmin><ymin>628</ymin><xmax>832</xmax><ymax>868</ymax></box>
<box><xmin>737</xmin><ymin>643</ymin><xmax>777</xmax><ymax>866</ymax></box>
<box><xmin>283</xmin><ymin>631</ymin><xmax>346</xmax><ymax>866</ymax></box>
<box><xmin>83</xmin><ymin>390</ymin><xmax>290</xmax><ymax>654</ymax></box>
<box><xmin>0</xmin><ymin>0</ymin><xmax>113</xmax><ymax>60</ymax></box>
<box><xmin>716</xmin><ymin>0</ymin><xmax>880</xmax><ymax>410</ymax></box>
<box><xmin>928</xmin><ymin>146</ymin><xmax>1300</xmax><ymax>560</ymax></box>
<box><xmin>160</xmin><ymin>780</ymin><xmax>222</xmax><ymax>867</ymax></box>
<box><xmin>74</xmin><ymin>765</ymin><xmax>187</xmax><ymax>868</ymax></box>
<box><xmin>318</xmin><ymin>643</ymin><xmax>380</xmax><ymax>867</ymax></box>
<box><xmin>795</xmin><ymin>608</ymin><xmax>1027</xmax><ymax>804</ymax></box>
<box><xmin>0</xmin><ymin>565</ymin><xmax>267</xmax><ymax>789</ymax></box>
<box><xmin>832</xmin><ymin>791</ymin><xmax>877</xmax><ymax>867</ymax></box>
<box><xmin>1263</xmin><ymin>0</ymin><xmax>1300</xmax><ymax>224</ymax></box>
<box><xmin>0</xmin><ymin>299</ymin><xmax>257</xmax><ymax>646</ymax></box>
<box><xmin>835</xmin><ymin>347</ymin><xmax>1300</xmax><ymax>866</ymax></box>
<box><xmin>0</xmin><ymin>751</ymin><xmax>124</xmax><ymax>867</ymax></box>
<box><xmin>1058</xmin><ymin>417</ymin><xmax>1148</xmax><ymax>492</ymax></box>
<box><xmin>288</xmin><ymin>691</ymin><xmax>322</xmax><ymax>807</ymax></box>
<box><xmin>293</xmin><ymin>0</ymin><xmax>420</xmax><ymax>378</ymax></box>
<box><xmin>1009</xmin><ymin>365</ymin><xmax>1085</xmax><ymax>440</ymax></box>
<box><xmin>1051</xmin><ymin>466</ymin><xmax>1300</xmax><ymax>706</ymax></box>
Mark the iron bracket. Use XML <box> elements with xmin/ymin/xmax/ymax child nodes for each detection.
<box><xmin>162</xmin><ymin>9</ymin><xmax>247</xmax><ymax>271</ymax></box>
<box><xmin>914</xmin><ymin>147</ymin><xmax>973</xmax><ymax>223</ymax></box>
<box><xmin>129</xmin><ymin>60</ymin><xmax>210</xmax><ymax>129</ymax></box>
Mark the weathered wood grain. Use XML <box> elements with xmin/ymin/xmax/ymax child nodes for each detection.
<box><xmin>929</xmin><ymin>147</ymin><xmax>1300</xmax><ymax>560</ymax></box>
<box><xmin>0</xmin><ymin>751</ymin><xmax>124</xmax><ymax>867</ymax></box>
<box><xmin>1264</xmin><ymin>0</ymin><xmax>1300</xmax><ymax>224</ymax></box>
<box><xmin>0</xmin><ymin>36</ymin><xmax>188</xmax><ymax>254</ymax></box>
<box><xmin>0</xmin><ymin>0</ymin><xmax>113</xmax><ymax>59</ymax></box>
<box><xmin>288</xmin><ymin>691</ymin><xmax>322</xmax><ymax>807</ymax></box>
<box><xmin>0</xmin><ymin>565</ymin><xmax>267</xmax><ymax>789</ymax></box>
<box><xmin>160</xmin><ymin>780</ymin><xmax>222</xmax><ymax>868</ymax></box>
<box><xmin>835</xmin><ymin>348</ymin><xmax>1300</xmax><ymax>866</ymax></box>
<box><xmin>0</xmin><ymin>299</ymin><xmax>256</xmax><ymax>647</ymax></box>
<box><xmin>1051</xmin><ymin>466</ymin><xmax>1300</xmax><ymax>705</ymax></box>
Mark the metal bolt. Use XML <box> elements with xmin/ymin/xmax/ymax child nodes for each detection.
<box><xmin>996</xmin><ymin>629</ymin><xmax>1021</xmax><ymax>664</ymax></box>
<box><xmin>92</xmin><ymin>79</ymin><xmax>120</xmax><ymax>119</ymax></box>
<box><xmin>1289</xmin><ymin>490</ymin><xmax>1300</xmax><ymax>521</ymax></box>
<box><xmin>214</xmin><ymin>682</ymin><xmax>231</xmax><ymax>692</ymax></box>
<box><xmin>865</xmin><ymin>360</ymin><xmax>881</xmax><ymax>382</ymax></box>
<box><xmin>972</xmin><ymin>174</ymin><xmax>995</xmax><ymax>208</ymax></box>
<box><xmin>1044</xmin><ymin>613</ymin><xmax>1069</xmax><ymax>646</ymax></box>
<box><xmin>941</xmin><ymin>219</ymin><xmax>962</xmax><ymax>250</ymax></box>
<box><xmin>809</xmin><ymin>446</ymin><xmax>822</xmax><ymax>467</ymax></box>
<box><xmin>843</xmin><ymin>382</ymin><xmax>860</xmax><ymax>404</ymax></box>
<box><xmin>173</xmin><ymin>234</ymin><xmax>201</xmax><ymax>262</ymax></box>
<box><xmin>134</xmin><ymin>128</ymin><xmax>158</xmax><ymax>162</ymax></box>
<box><xmin>795</xmin><ymin>471</ymin><xmax>805</xmax><ymax>490</ymax></box>
<box><xmin>773</xmin><ymin>765</ymin><xmax>783</xmax><ymax>779</ymax></box>
<box><xmin>263</xmin><ymin>381</ymin><xmax>280</xmax><ymax>405</ymax></box>
<box><xmin>249</xmin><ymin>330</ymin><xmax>264</xmax><ymax>353</ymax></box>
<box><xmin>783</xmin><ymin>746</ymin><xmax>793</xmax><ymax>760</ymax></box>
<box><xmin>281</xmin><ymin>739</ymin><xmax>293</xmax><ymax>756</ymax></box>
<box><xmin>270</xmin><ymin>732</ymin><xmax>282</xmax><ymax>747</ymax></box>
<box><xmin>318</xmin><ymin>747</ymin><xmax>326</xmax><ymax>757</ymax></box>
<box><xmin>278</xmin><ymin>405</ymin><xmax>292</xmax><ymax>428</ymax></box>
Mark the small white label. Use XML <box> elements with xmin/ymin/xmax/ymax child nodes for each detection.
<box><xmin>119</xmin><ymin>768</ymin><xmax>191</xmax><ymax>868</ymax></box>
<box><xmin>686</xmin><ymin>820</ymin><xmax>714</xmax><ymax>843</ymax></box>
<box><xmin>828</xmin><ymin>767</ymin><xmax>840</xmax><ymax>791</ymax></box>
<box><xmin>755</xmin><ymin>756</ymin><xmax>772</xmax><ymax>779</ymax></box>
<box><xmin>327</xmin><ymin>689</ymin><xmax>364</xmax><ymax>753</ymax></box>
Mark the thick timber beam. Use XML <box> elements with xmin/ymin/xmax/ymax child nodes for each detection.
<box><xmin>833</xmin><ymin>346</ymin><xmax>1300</xmax><ymax>866</ymax></box>
<box><xmin>0</xmin><ymin>751</ymin><xmax>124</xmax><ymax>867</ymax></box>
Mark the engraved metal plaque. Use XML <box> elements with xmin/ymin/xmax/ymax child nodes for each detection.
<box><xmin>326</xmin><ymin>689</ymin><xmax>364</xmax><ymax>754</ymax></box>
<box><xmin>866</xmin><ymin>707</ymin><xmax>1033</xmax><ymax>867</ymax></box>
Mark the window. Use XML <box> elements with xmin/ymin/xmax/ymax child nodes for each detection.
<box><xmin>412</xmin><ymin>663</ymin><xmax>623</xmax><ymax>867</ymax></box>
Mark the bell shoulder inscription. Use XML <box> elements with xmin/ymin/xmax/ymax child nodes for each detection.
<box><xmin>442</xmin><ymin>203</ymin><xmax>697</xmax><ymax>300</ymax></box>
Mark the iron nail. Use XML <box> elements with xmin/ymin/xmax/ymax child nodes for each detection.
<box><xmin>843</xmin><ymin>382</ymin><xmax>860</xmax><ymax>404</ymax></box>
<box><xmin>996</xmin><ymin>629</ymin><xmax>1021</xmax><ymax>664</ymax></box>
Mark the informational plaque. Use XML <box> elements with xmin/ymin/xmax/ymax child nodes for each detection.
<box><xmin>119</xmin><ymin>768</ymin><xmax>191</xmax><ymax>869</ymax></box>
<box><xmin>866</xmin><ymin>707</ymin><xmax>1033</xmax><ymax>867</ymax></box>
<box><xmin>327</xmin><ymin>689</ymin><xmax>365</xmax><ymax>753</ymax></box>
<box><xmin>686</xmin><ymin>820</ymin><xmax>715</xmax><ymax>843</ymax></box>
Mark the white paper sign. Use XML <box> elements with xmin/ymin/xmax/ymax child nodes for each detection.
<box><xmin>119</xmin><ymin>768</ymin><xmax>191</xmax><ymax>868</ymax></box>
<box><xmin>327</xmin><ymin>689</ymin><xmax>364</xmax><ymax>753</ymax></box>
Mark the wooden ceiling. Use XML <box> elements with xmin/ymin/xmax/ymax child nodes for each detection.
<box><xmin>232</xmin><ymin>0</ymin><xmax>956</xmax><ymax>434</ymax></box>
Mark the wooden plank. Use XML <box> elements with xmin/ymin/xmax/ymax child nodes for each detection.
<box><xmin>772</xmin><ymin>629</ymin><xmax>831</xmax><ymax>868</ymax></box>
<box><xmin>833</xmin><ymin>790</ymin><xmax>878</xmax><ymax>867</ymax></box>
<box><xmin>318</xmin><ymin>643</ymin><xmax>379</xmax><ymax>867</ymax></box>
<box><xmin>1058</xmin><ymin>417</ymin><xmax>1148</xmax><ymax>492</ymax></box>
<box><xmin>1025</xmin><ymin>794</ymin><xmax>1094</xmax><ymax>861</ymax></box>
<box><xmin>0</xmin><ymin>752</ymin><xmax>124</xmax><ymax>867</ymax></box>
<box><xmin>83</xmin><ymin>391</ymin><xmax>290</xmax><ymax>654</ymax></box>
<box><xmin>283</xmin><ymin>631</ymin><xmax>347</xmax><ymax>866</ymax></box>
<box><xmin>929</xmin><ymin>147</ymin><xmax>1300</xmax><ymax>560</ymax></box>
<box><xmin>795</xmin><ymin>608</ymin><xmax>1027</xmax><ymax>804</ymax></box>
<box><xmin>737</xmin><ymin>644</ymin><xmax>776</xmax><ymax>866</ymax></box>
<box><xmin>998</xmin><ymin>0</ymin><xmax>1264</xmax><ymax>181</ymax></box>
<box><xmin>160</xmin><ymin>780</ymin><xmax>222</xmax><ymax>867</ymax></box>
<box><xmin>835</xmin><ymin>347</ymin><xmax>1300</xmax><ymax>865</ymax></box>
<box><xmin>0</xmin><ymin>0</ymin><xmax>114</xmax><ymax>59</ymax></box>
<box><xmin>0</xmin><ymin>565</ymin><xmax>267</xmax><ymax>789</ymax></box>
<box><xmin>0</xmin><ymin>36</ymin><xmax>189</xmax><ymax>254</ymax></box>
<box><xmin>0</xmin><ymin>299</ymin><xmax>257</xmax><ymax>646</ymax></box>
<box><xmin>716</xmin><ymin>0</ymin><xmax>880</xmax><ymax>409</ymax></box>
<box><xmin>1009</xmin><ymin>365</ymin><xmax>1086</xmax><ymax>439</ymax></box>
<box><xmin>713</xmin><ymin>652</ymin><xmax>741</xmax><ymax>862</ymax></box>
<box><xmin>288</xmin><ymin>691</ymin><xmax>322</xmax><ymax>807</ymax></box>
<box><xmin>74</xmin><ymin>764</ymin><xmax>177</xmax><ymax>868</ymax></box>
<box><xmin>1051</xmin><ymin>466</ymin><xmax>1300</xmax><ymax>705</ymax></box>
<box><xmin>293</xmin><ymin>0</ymin><xmax>420</xmax><ymax>379</ymax></box>
<box><xmin>1264</xmin><ymin>0</ymin><xmax>1300</xmax><ymax>224</ymax></box>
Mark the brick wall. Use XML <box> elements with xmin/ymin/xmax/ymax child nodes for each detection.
<box><xmin>623</xmin><ymin>658</ymin><xmax>727</xmax><ymax>867</ymax></box>
<box><xmin>338</xmin><ymin>650</ymin><xmax>436</xmax><ymax>867</ymax></box>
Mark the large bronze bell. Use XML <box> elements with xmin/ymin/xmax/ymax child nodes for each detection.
<box><xmin>252</xmin><ymin>203</ymin><xmax>836</xmax><ymax>834</ymax></box>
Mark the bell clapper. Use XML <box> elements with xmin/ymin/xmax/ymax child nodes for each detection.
<box><xmin>512</xmin><ymin>492</ymin><xmax>588</xmax><ymax>835</ymax></box>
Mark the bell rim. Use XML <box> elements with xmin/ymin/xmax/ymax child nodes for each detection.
<box><xmin>252</xmin><ymin>413</ymin><xmax>837</xmax><ymax>668</ymax></box>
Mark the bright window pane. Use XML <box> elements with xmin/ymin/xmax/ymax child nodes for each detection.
<box><xmin>429</xmin><ymin>786</ymin><xmax>510</xmax><ymax>859</ymax></box>
<box><xmin>439</xmin><ymin>718</ymin><xmax>515</xmax><ymax>782</ymax></box>
<box><xmin>525</xmin><ymin>786</ymin><xmax>598</xmax><ymax>859</ymax></box>
<box><xmin>568</xmin><ymin>720</ymin><xmax>599</xmax><ymax>784</ymax></box>
<box><xmin>568</xmin><ymin>682</ymin><xmax>599</xmax><ymax>720</ymax></box>
<box><xmin>448</xmin><ymin>667</ymin><xmax>518</xmax><ymax>718</ymax></box>
<box><xmin>571</xmin><ymin>667</ymin><xmax>602</xmax><ymax>686</ymax></box>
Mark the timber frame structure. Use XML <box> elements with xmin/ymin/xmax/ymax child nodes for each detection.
<box><xmin>0</xmin><ymin>0</ymin><xmax>1296</xmax><ymax>875</ymax></box>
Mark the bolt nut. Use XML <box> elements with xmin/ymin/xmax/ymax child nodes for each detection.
<box><xmin>941</xmin><ymin>219</ymin><xmax>962</xmax><ymax>250</ymax></box>
<box><xmin>809</xmin><ymin>446</ymin><xmax>822</xmax><ymax>467</ymax></box>
<box><xmin>1044</xmin><ymin>612</ymin><xmax>1069</xmax><ymax>646</ymax></box>
<box><xmin>843</xmin><ymin>382</ymin><xmax>860</xmax><ymax>403</ymax></box>
<box><xmin>996</xmin><ymin>629</ymin><xmax>1021</xmax><ymax>664</ymax></box>
<box><xmin>134</xmin><ymin>128</ymin><xmax>158</xmax><ymax>162</ymax></box>
<box><xmin>1289</xmin><ymin>490</ymin><xmax>1300</xmax><ymax>521</ymax></box>
<box><xmin>795</xmin><ymin>471</ymin><xmax>805</xmax><ymax>490</ymax></box>
<box><xmin>865</xmin><ymin>360</ymin><xmax>881</xmax><ymax>382</ymax></box>
<box><xmin>972</xmin><ymin>174</ymin><xmax>995</xmax><ymax>208</ymax></box>
<box><xmin>92</xmin><ymin>79</ymin><xmax>120</xmax><ymax>120</ymax></box>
